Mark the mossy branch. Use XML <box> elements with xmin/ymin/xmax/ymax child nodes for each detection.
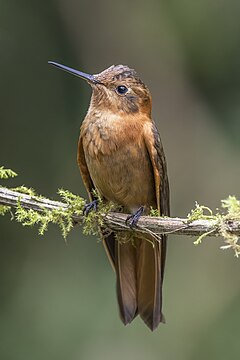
<box><xmin>1</xmin><ymin>166</ymin><xmax>240</xmax><ymax>256</ymax></box>
<box><xmin>1</xmin><ymin>186</ymin><xmax>240</xmax><ymax>255</ymax></box>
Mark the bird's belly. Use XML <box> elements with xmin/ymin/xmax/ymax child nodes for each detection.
<box><xmin>85</xmin><ymin>145</ymin><xmax>156</xmax><ymax>213</ymax></box>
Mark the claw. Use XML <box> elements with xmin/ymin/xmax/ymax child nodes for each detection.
<box><xmin>83</xmin><ymin>199</ymin><xmax>98</xmax><ymax>216</ymax></box>
<box><xmin>125</xmin><ymin>206</ymin><xmax>144</xmax><ymax>228</ymax></box>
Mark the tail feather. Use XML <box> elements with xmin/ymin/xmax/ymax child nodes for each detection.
<box><xmin>137</xmin><ymin>237</ymin><xmax>164</xmax><ymax>330</ymax></box>
<box><xmin>115</xmin><ymin>240</ymin><xmax>138</xmax><ymax>324</ymax></box>
<box><xmin>114</xmin><ymin>235</ymin><xmax>165</xmax><ymax>330</ymax></box>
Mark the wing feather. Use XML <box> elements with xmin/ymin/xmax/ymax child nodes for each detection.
<box><xmin>77</xmin><ymin>135</ymin><xmax>116</xmax><ymax>269</ymax></box>
<box><xmin>136</xmin><ymin>121</ymin><xmax>170</xmax><ymax>329</ymax></box>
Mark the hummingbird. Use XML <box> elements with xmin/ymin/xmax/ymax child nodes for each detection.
<box><xmin>48</xmin><ymin>61</ymin><xmax>170</xmax><ymax>330</ymax></box>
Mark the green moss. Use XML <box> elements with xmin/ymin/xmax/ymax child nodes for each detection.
<box><xmin>187</xmin><ymin>197</ymin><xmax>240</xmax><ymax>257</ymax></box>
<box><xmin>221</xmin><ymin>195</ymin><xmax>240</xmax><ymax>219</ymax></box>
<box><xmin>1</xmin><ymin>165</ymin><xmax>240</xmax><ymax>256</ymax></box>
<box><xmin>149</xmin><ymin>207</ymin><xmax>160</xmax><ymax>217</ymax></box>
<box><xmin>82</xmin><ymin>197</ymin><xmax>114</xmax><ymax>236</ymax></box>
<box><xmin>0</xmin><ymin>205</ymin><xmax>11</xmax><ymax>216</ymax></box>
<box><xmin>10</xmin><ymin>185</ymin><xmax>113</xmax><ymax>240</ymax></box>
<box><xmin>0</xmin><ymin>166</ymin><xmax>17</xmax><ymax>179</ymax></box>
<box><xmin>12</xmin><ymin>186</ymin><xmax>36</xmax><ymax>196</ymax></box>
<box><xmin>187</xmin><ymin>202</ymin><xmax>217</xmax><ymax>245</ymax></box>
<box><xmin>187</xmin><ymin>202</ymin><xmax>214</xmax><ymax>222</ymax></box>
<box><xmin>15</xmin><ymin>199</ymin><xmax>75</xmax><ymax>239</ymax></box>
<box><xmin>193</xmin><ymin>229</ymin><xmax>217</xmax><ymax>245</ymax></box>
<box><xmin>14</xmin><ymin>189</ymin><xmax>86</xmax><ymax>239</ymax></box>
<box><xmin>219</xmin><ymin>196</ymin><xmax>240</xmax><ymax>257</ymax></box>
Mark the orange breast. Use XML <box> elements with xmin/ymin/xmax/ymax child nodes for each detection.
<box><xmin>80</xmin><ymin>112</ymin><xmax>156</xmax><ymax>212</ymax></box>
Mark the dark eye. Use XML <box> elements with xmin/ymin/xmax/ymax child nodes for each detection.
<box><xmin>116</xmin><ymin>85</ymin><xmax>128</xmax><ymax>95</ymax></box>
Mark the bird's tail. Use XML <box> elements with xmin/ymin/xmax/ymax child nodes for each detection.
<box><xmin>115</xmin><ymin>235</ymin><xmax>166</xmax><ymax>330</ymax></box>
<box><xmin>115</xmin><ymin>238</ymin><xmax>138</xmax><ymax>324</ymax></box>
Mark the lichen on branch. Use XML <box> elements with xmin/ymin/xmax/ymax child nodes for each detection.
<box><xmin>1</xmin><ymin>165</ymin><xmax>240</xmax><ymax>256</ymax></box>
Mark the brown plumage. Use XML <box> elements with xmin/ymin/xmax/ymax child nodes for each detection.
<box><xmin>48</xmin><ymin>61</ymin><xmax>170</xmax><ymax>330</ymax></box>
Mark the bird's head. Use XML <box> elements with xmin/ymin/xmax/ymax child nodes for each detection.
<box><xmin>48</xmin><ymin>62</ymin><xmax>152</xmax><ymax>116</ymax></box>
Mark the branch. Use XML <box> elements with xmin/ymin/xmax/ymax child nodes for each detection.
<box><xmin>1</xmin><ymin>186</ymin><xmax>240</xmax><ymax>237</ymax></box>
<box><xmin>1</xmin><ymin>165</ymin><xmax>240</xmax><ymax>256</ymax></box>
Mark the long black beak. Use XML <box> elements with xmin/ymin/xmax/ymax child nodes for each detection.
<box><xmin>48</xmin><ymin>61</ymin><xmax>99</xmax><ymax>84</ymax></box>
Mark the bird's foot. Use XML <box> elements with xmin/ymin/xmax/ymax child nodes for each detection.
<box><xmin>83</xmin><ymin>199</ymin><xmax>98</xmax><ymax>216</ymax></box>
<box><xmin>126</xmin><ymin>206</ymin><xmax>144</xmax><ymax>228</ymax></box>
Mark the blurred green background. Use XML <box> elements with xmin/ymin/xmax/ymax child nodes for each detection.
<box><xmin>1</xmin><ymin>0</ymin><xmax>240</xmax><ymax>359</ymax></box>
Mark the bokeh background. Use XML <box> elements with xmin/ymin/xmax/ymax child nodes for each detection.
<box><xmin>1</xmin><ymin>0</ymin><xmax>240</xmax><ymax>359</ymax></box>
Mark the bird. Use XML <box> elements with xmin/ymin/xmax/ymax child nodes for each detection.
<box><xmin>48</xmin><ymin>61</ymin><xmax>170</xmax><ymax>331</ymax></box>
